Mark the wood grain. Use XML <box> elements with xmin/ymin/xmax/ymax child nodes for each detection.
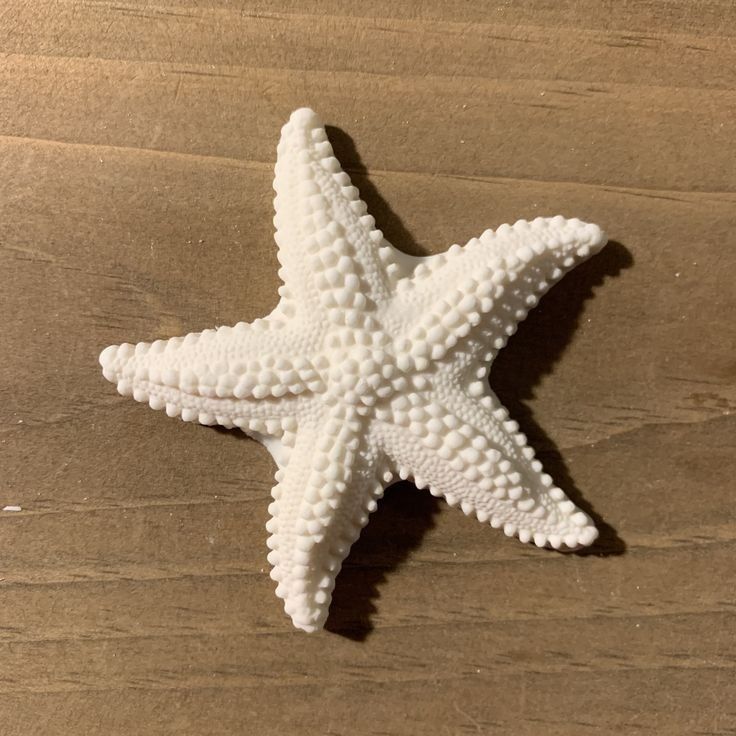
<box><xmin>1</xmin><ymin>2</ymin><xmax>734</xmax><ymax>734</ymax></box>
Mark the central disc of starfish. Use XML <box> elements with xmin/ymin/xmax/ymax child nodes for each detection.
<box><xmin>99</xmin><ymin>107</ymin><xmax>608</xmax><ymax>633</ymax></box>
<box><xmin>321</xmin><ymin>328</ymin><xmax>422</xmax><ymax>410</ymax></box>
<box><xmin>323</xmin><ymin>336</ymin><xmax>392</xmax><ymax>407</ymax></box>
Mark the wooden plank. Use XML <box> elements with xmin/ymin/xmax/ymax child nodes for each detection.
<box><xmin>1</xmin><ymin>57</ymin><xmax>736</xmax><ymax>192</ymax></box>
<box><xmin>0</xmin><ymin>535</ymin><xmax>733</xmax><ymax>636</ymax></box>
<box><xmin>0</xmin><ymin>670</ymin><xmax>734</xmax><ymax>735</ymax></box>
<box><xmin>1</xmin><ymin>611</ymin><xmax>734</xmax><ymax>691</ymax></box>
<box><xmin>2</xmin><ymin>4</ymin><xmax>735</xmax><ymax>89</ymax></box>
<box><xmin>0</xmin><ymin>1</ymin><xmax>734</xmax><ymax>734</ymax></box>
<box><xmin>1</xmin><ymin>140</ymin><xmax>733</xmax><ymax>450</ymax></box>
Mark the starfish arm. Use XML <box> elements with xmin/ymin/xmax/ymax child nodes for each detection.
<box><xmin>273</xmin><ymin>108</ymin><xmax>395</xmax><ymax>321</ymax></box>
<box><xmin>377</xmin><ymin>390</ymin><xmax>598</xmax><ymax>550</ymax></box>
<box><xmin>99</xmin><ymin>321</ymin><xmax>324</xmax><ymax>429</ymax></box>
<box><xmin>389</xmin><ymin>217</ymin><xmax>607</xmax><ymax>362</ymax></box>
<box><xmin>266</xmin><ymin>404</ymin><xmax>384</xmax><ymax>632</ymax></box>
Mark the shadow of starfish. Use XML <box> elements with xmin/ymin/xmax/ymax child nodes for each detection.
<box><xmin>325</xmin><ymin>481</ymin><xmax>441</xmax><ymax>640</ymax></box>
<box><xmin>491</xmin><ymin>240</ymin><xmax>632</xmax><ymax>558</ymax></box>
<box><xmin>217</xmin><ymin>127</ymin><xmax>632</xmax><ymax>638</ymax></box>
<box><xmin>325</xmin><ymin>242</ymin><xmax>631</xmax><ymax>640</ymax></box>
<box><xmin>326</xmin><ymin>127</ymin><xmax>632</xmax><ymax>635</ymax></box>
<box><xmin>326</xmin><ymin>126</ymin><xmax>430</xmax><ymax>257</ymax></box>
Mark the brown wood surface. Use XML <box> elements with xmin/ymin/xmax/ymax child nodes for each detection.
<box><xmin>1</xmin><ymin>2</ymin><xmax>735</xmax><ymax>734</ymax></box>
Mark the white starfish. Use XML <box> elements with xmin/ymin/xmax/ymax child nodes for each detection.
<box><xmin>99</xmin><ymin>108</ymin><xmax>608</xmax><ymax>632</ymax></box>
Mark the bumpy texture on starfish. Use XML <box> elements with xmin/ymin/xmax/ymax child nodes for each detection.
<box><xmin>100</xmin><ymin>107</ymin><xmax>608</xmax><ymax>632</ymax></box>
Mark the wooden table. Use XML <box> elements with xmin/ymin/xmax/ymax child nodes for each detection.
<box><xmin>1</xmin><ymin>2</ymin><xmax>734</xmax><ymax>734</ymax></box>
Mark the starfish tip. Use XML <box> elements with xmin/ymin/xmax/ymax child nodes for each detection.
<box><xmin>99</xmin><ymin>344</ymin><xmax>118</xmax><ymax>371</ymax></box>
<box><xmin>289</xmin><ymin>107</ymin><xmax>323</xmax><ymax>130</ymax></box>
<box><xmin>577</xmin><ymin>525</ymin><xmax>599</xmax><ymax>547</ymax></box>
<box><xmin>587</xmin><ymin>223</ymin><xmax>608</xmax><ymax>250</ymax></box>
